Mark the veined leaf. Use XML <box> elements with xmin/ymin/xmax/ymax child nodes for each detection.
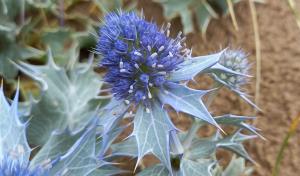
<box><xmin>14</xmin><ymin>49</ymin><xmax>103</xmax><ymax>145</ymax></box>
<box><xmin>132</xmin><ymin>101</ymin><xmax>175</xmax><ymax>172</ymax></box>
<box><xmin>221</xmin><ymin>155</ymin><xmax>253</xmax><ymax>176</ymax></box>
<box><xmin>49</xmin><ymin>124</ymin><xmax>98</xmax><ymax>176</ymax></box>
<box><xmin>169</xmin><ymin>50</ymin><xmax>225</xmax><ymax>82</ymax></box>
<box><xmin>0</xmin><ymin>86</ymin><xmax>30</xmax><ymax>165</ymax></box>
<box><xmin>109</xmin><ymin>137</ymin><xmax>138</xmax><ymax>158</ymax></box>
<box><xmin>30</xmin><ymin>129</ymin><xmax>83</xmax><ymax>168</ymax></box>
<box><xmin>180</xmin><ymin>158</ymin><xmax>214</xmax><ymax>176</ymax></box>
<box><xmin>158</xmin><ymin>83</ymin><xmax>221</xmax><ymax>130</ymax></box>
<box><xmin>137</xmin><ymin>164</ymin><xmax>169</xmax><ymax>176</ymax></box>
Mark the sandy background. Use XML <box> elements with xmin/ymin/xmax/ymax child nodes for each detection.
<box><xmin>139</xmin><ymin>0</ymin><xmax>300</xmax><ymax>175</ymax></box>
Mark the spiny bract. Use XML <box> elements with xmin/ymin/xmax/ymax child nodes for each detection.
<box><xmin>97</xmin><ymin>11</ymin><xmax>190</xmax><ymax>107</ymax></box>
<box><xmin>217</xmin><ymin>49</ymin><xmax>250</xmax><ymax>90</ymax></box>
<box><xmin>0</xmin><ymin>156</ymin><xmax>46</xmax><ymax>176</ymax></box>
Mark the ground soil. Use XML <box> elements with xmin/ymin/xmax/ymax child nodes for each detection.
<box><xmin>139</xmin><ymin>0</ymin><xmax>300</xmax><ymax>175</ymax></box>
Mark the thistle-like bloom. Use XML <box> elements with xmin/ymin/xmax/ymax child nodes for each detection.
<box><xmin>0</xmin><ymin>156</ymin><xmax>45</xmax><ymax>176</ymax></box>
<box><xmin>97</xmin><ymin>11</ymin><xmax>190</xmax><ymax>107</ymax></box>
<box><xmin>211</xmin><ymin>49</ymin><xmax>258</xmax><ymax>109</ymax></box>
<box><xmin>96</xmin><ymin>11</ymin><xmax>258</xmax><ymax>174</ymax></box>
<box><xmin>216</xmin><ymin>49</ymin><xmax>250</xmax><ymax>90</ymax></box>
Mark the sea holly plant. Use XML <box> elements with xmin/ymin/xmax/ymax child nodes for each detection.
<box><xmin>96</xmin><ymin>11</ymin><xmax>261</xmax><ymax>175</ymax></box>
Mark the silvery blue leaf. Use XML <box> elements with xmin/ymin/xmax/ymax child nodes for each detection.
<box><xmin>137</xmin><ymin>164</ymin><xmax>169</xmax><ymax>176</ymax></box>
<box><xmin>49</xmin><ymin>124</ymin><xmax>97</xmax><ymax>176</ymax></box>
<box><xmin>13</xmin><ymin>49</ymin><xmax>103</xmax><ymax>145</ymax></box>
<box><xmin>88</xmin><ymin>165</ymin><xmax>126</xmax><ymax>176</ymax></box>
<box><xmin>97</xmin><ymin>99</ymin><xmax>129</xmax><ymax>158</ymax></box>
<box><xmin>211</xmin><ymin>73</ymin><xmax>260</xmax><ymax>110</ymax></box>
<box><xmin>0</xmin><ymin>85</ymin><xmax>30</xmax><ymax>165</ymax></box>
<box><xmin>186</xmin><ymin>130</ymin><xmax>256</xmax><ymax>162</ymax></box>
<box><xmin>97</xmin><ymin>124</ymin><xmax>126</xmax><ymax>159</ymax></box>
<box><xmin>209</xmin><ymin>63</ymin><xmax>252</xmax><ymax>77</ymax></box>
<box><xmin>215</xmin><ymin>114</ymin><xmax>264</xmax><ymax>139</ymax></box>
<box><xmin>30</xmin><ymin>129</ymin><xmax>83</xmax><ymax>168</ymax></box>
<box><xmin>217</xmin><ymin>131</ymin><xmax>257</xmax><ymax>163</ymax></box>
<box><xmin>132</xmin><ymin>100</ymin><xmax>175</xmax><ymax>172</ymax></box>
<box><xmin>221</xmin><ymin>156</ymin><xmax>253</xmax><ymax>176</ymax></box>
<box><xmin>158</xmin><ymin>83</ymin><xmax>221</xmax><ymax>131</ymax></box>
<box><xmin>169</xmin><ymin>50</ymin><xmax>225</xmax><ymax>82</ymax></box>
<box><xmin>109</xmin><ymin>137</ymin><xmax>138</xmax><ymax>158</ymax></box>
<box><xmin>180</xmin><ymin>158</ymin><xmax>214</xmax><ymax>176</ymax></box>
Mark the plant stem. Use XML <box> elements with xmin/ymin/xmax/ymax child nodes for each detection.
<box><xmin>272</xmin><ymin>114</ymin><xmax>300</xmax><ymax>176</ymax></box>
<box><xmin>183</xmin><ymin>85</ymin><xmax>221</xmax><ymax>149</ymax></box>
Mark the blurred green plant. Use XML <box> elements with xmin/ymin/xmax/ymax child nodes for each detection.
<box><xmin>153</xmin><ymin>0</ymin><xmax>241</xmax><ymax>36</ymax></box>
<box><xmin>272</xmin><ymin>114</ymin><xmax>300</xmax><ymax>176</ymax></box>
<box><xmin>286</xmin><ymin>0</ymin><xmax>300</xmax><ymax>29</ymax></box>
<box><xmin>0</xmin><ymin>0</ymin><xmax>137</xmax><ymax>81</ymax></box>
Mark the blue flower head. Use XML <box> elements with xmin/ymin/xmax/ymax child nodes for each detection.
<box><xmin>0</xmin><ymin>155</ymin><xmax>46</xmax><ymax>176</ymax></box>
<box><xmin>97</xmin><ymin>11</ymin><xmax>190</xmax><ymax>107</ymax></box>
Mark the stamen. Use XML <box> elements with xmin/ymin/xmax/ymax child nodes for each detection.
<box><xmin>146</xmin><ymin>108</ymin><xmax>150</xmax><ymax>113</ymax></box>
<box><xmin>157</xmin><ymin>64</ymin><xmax>164</xmax><ymax>68</ymax></box>
<box><xmin>120</xmin><ymin>69</ymin><xmax>126</xmax><ymax>73</ymax></box>
<box><xmin>148</xmin><ymin>45</ymin><xmax>151</xmax><ymax>51</ymax></box>
<box><xmin>142</xmin><ymin>96</ymin><xmax>146</xmax><ymax>100</ymax></box>
<box><xmin>158</xmin><ymin>46</ymin><xmax>165</xmax><ymax>52</ymax></box>
<box><xmin>152</xmin><ymin>63</ymin><xmax>157</xmax><ymax>68</ymax></box>
<box><xmin>134</xmin><ymin>63</ymin><xmax>139</xmax><ymax>68</ymax></box>
<box><xmin>134</xmin><ymin>51</ymin><xmax>142</xmax><ymax>56</ymax></box>
<box><xmin>149</xmin><ymin>83</ymin><xmax>153</xmax><ymax>87</ymax></box>
<box><xmin>169</xmin><ymin>52</ymin><xmax>173</xmax><ymax>57</ymax></box>
<box><xmin>125</xmin><ymin>100</ymin><xmax>130</xmax><ymax>104</ymax></box>
<box><xmin>167</xmin><ymin>30</ymin><xmax>170</xmax><ymax>37</ymax></box>
<box><xmin>166</xmin><ymin>22</ymin><xmax>171</xmax><ymax>29</ymax></box>
<box><xmin>119</xmin><ymin>61</ymin><xmax>124</xmax><ymax>68</ymax></box>
<box><xmin>158</xmin><ymin>71</ymin><xmax>167</xmax><ymax>75</ymax></box>
<box><xmin>148</xmin><ymin>91</ymin><xmax>152</xmax><ymax>99</ymax></box>
<box><xmin>150</xmin><ymin>52</ymin><xmax>157</xmax><ymax>58</ymax></box>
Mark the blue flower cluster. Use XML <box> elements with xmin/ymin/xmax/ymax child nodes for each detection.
<box><xmin>0</xmin><ymin>156</ymin><xmax>46</xmax><ymax>176</ymax></box>
<box><xmin>97</xmin><ymin>11</ymin><xmax>190</xmax><ymax>106</ymax></box>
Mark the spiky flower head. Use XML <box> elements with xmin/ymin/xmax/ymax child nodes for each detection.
<box><xmin>216</xmin><ymin>49</ymin><xmax>250</xmax><ymax>90</ymax></box>
<box><xmin>97</xmin><ymin>11</ymin><xmax>190</xmax><ymax>107</ymax></box>
<box><xmin>0</xmin><ymin>156</ymin><xmax>46</xmax><ymax>176</ymax></box>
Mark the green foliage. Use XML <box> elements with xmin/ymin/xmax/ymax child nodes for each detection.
<box><xmin>0</xmin><ymin>0</ymin><xmax>137</xmax><ymax>80</ymax></box>
<box><xmin>15</xmin><ymin>49</ymin><xmax>103</xmax><ymax>145</ymax></box>
<box><xmin>154</xmin><ymin>0</ymin><xmax>241</xmax><ymax>34</ymax></box>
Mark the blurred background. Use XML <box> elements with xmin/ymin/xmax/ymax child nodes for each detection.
<box><xmin>1</xmin><ymin>0</ymin><xmax>300</xmax><ymax>175</ymax></box>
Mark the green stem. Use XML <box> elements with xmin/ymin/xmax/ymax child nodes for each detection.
<box><xmin>183</xmin><ymin>84</ymin><xmax>221</xmax><ymax>149</ymax></box>
<box><xmin>272</xmin><ymin>115</ymin><xmax>300</xmax><ymax>176</ymax></box>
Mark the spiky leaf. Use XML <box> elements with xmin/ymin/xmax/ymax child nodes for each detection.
<box><xmin>158</xmin><ymin>83</ymin><xmax>221</xmax><ymax>129</ymax></box>
<box><xmin>49</xmin><ymin>124</ymin><xmax>98</xmax><ymax>176</ymax></box>
<box><xmin>137</xmin><ymin>164</ymin><xmax>168</xmax><ymax>176</ymax></box>
<box><xmin>154</xmin><ymin>0</ymin><xmax>241</xmax><ymax>34</ymax></box>
<box><xmin>169</xmin><ymin>50</ymin><xmax>225</xmax><ymax>82</ymax></box>
<box><xmin>132</xmin><ymin>101</ymin><xmax>175</xmax><ymax>172</ymax></box>
<box><xmin>0</xmin><ymin>87</ymin><xmax>30</xmax><ymax>165</ymax></box>
<box><xmin>15</xmin><ymin>49</ymin><xmax>103</xmax><ymax>145</ymax></box>
<box><xmin>180</xmin><ymin>158</ymin><xmax>214</xmax><ymax>176</ymax></box>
